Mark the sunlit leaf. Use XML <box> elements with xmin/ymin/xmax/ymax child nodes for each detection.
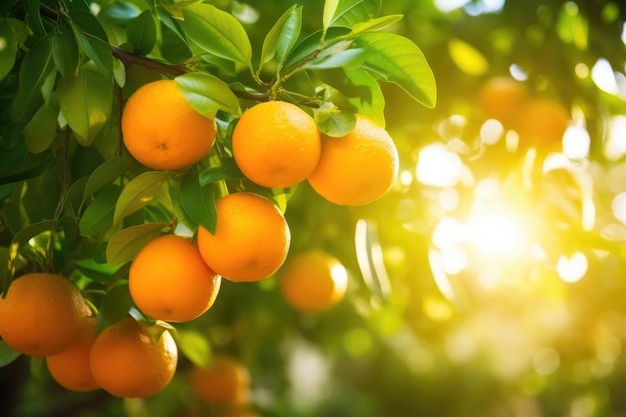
<box><xmin>24</xmin><ymin>99</ymin><xmax>59</xmax><ymax>154</ymax></box>
<box><xmin>58</xmin><ymin>63</ymin><xmax>113</xmax><ymax>146</ymax></box>
<box><xmin>180</xmin><ymin>167</ymin><xmax>217</xmax><ymax>234</ymax></box>
<box><xmin>557</xmin><ymin>3</ymin><xmax>588</xmax><ymax>49</ymax></box>
<box><xmin>10</xmin><ymin>34</ymin><xmax>56</xmax><ymax>124</ymax></box>
<box><xmin>345</xmin><ymin>14</ymin><xmax>403</xmax><ymax>37</ymax></box>
<box><xmin>181</xmin><ymin>3</ymin><xmax>252</xmax><ymax>69</ymax></box>
<box><xmin>127</xmin><ymin>9</ymin><xmax>157</xmax><ymax>56</ymax></box>
<box><xmin>177</xmin><ymin>328</ymin><xmax>212</xmax><ymax>368</ymax></box>
<box><xmin>283</xmin><ymin>27</ymin><xmax>350</xmax><ymax>71</ymax></box>
<box><xmin>0</xmin><ymin>19</ymin><xmax>18</xmax><ymax>82</ymax></box>
<box><xmin>316</xmin><ymin>109</ymin><xmax>356</xmax><ymax>137</ymax></box>
<box><xmin>304</xmin><ymin>47</ymin><xmax>369</xmax><ymax>70</ymax></box>
<box><xmin>324</xmin><ymin>0</ymin><xmax>381</xmax><ymax>29</ymax></box>
<box><xmin>7</xmin><ymin>220</ymin><xmax>55</xmax><ymax>278</ymax></box>
<box><xmin>175</xmin><ymin>72</ymin><xmax>241</xmax><ymax>117</ymax></box>
<box><xmin>447</xmin><ymin>38</ymin><xmax>489</xmax><ymax>76</ymax></box>
<box><xmin>80</xmin><ymin>184</ymin><xmax>120</xmax><ymax>236</ymax></box>
<box><xmin>355</xmin><ymin>32</ymin><xmax>436</xmax><ymax>108</ymax></box>
<box><xmin>106</xmin><ymin>223</ymin><xmax>167</xmax><ymax>265</ymax></box>
<box><xmin>259</xmin><ymin>5</ymin><xmax>302</xmax><ymax>68</ymax></box>
<box><xmin>113</xmin><ymin>171</ymin><xmax>169</xmax><ymax>225</ymax></box>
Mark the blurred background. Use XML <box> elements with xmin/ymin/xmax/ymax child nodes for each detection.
<box><xmin>4</xmin><ymin>0</ymin><xmax>626</xmax><ymax>416</ymax></box>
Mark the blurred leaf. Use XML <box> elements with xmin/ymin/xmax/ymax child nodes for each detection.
<box><xmin>83</xmin><ymin>156</ymin><xmax>138</xmax><ymax>203</ymax></box>
<box><xmin>0</xmin><ymin>152</ymin><xmax>54</xmax><ymax>185</ymax></box>
<box><xmin>58</xmin><ymin>63</ymin><xmax>113</xmax><ymax>146</ymax></box>
<box><xmin>102</xmin><ymin>1</ymin><xmax>141</xmax><ymax>23</ymax></box>
<box><xmin>198</xmin><ymin>157</ymin><xmax>244</xmax><ymax>185</ymax></box>
<box><xmin>447</xmin><ymin>38</ymin><xmax>488</xmax><ymax>76</ymax></box>
<box><xmin>10</xmin><ymin>34</ymin><xmax>56</xmax><ymax>124</ymax></box>
<box><xmin>355</xmin><ymin>32</ymin><xmax>436</xmax><ymax>108</ymax></box>
<box><xmin>180</xmin><ymin>167</ymin><xmax>217</xmax><ymax>234</ymax></box>
<box><xmin>181</xmin><ymin>3</ymin><xmax>252</xmax><ymax>69</ymax></box>
<box><xmin>97</xmin><ymin>281</ymin><xmax>134</xmax><ymax>332</ymax></box>
<box><xmin>323</xmin><ymin>0</ymin><xmax>381</xmax><ymax>29</ymax></box>
<box><xmin>127</xmin><ymin>9</ymin><xmax>157</xmax><ymax>56</ymax></box>
<box><xmin>176</xmin><ymin>328</ymin><xmax>212</xmax><ymax>368</ymax></box>
<box><xmin>106</xmin><ymin>223</ymin><xmax>167</xmax><ymax>265</ymax></box>
<box><xmin>52</xmin><ymin>22</ymin><xmax>80</xmax><ymax>78</ymax></box>
<box><xmin>7</xmin><ymin>220</ymin><xmax>55</xmax><ymax>279</ymax></box>
<box><xmin>0</xmin><ymin>19</ymin><xmax>17</xmax><ymax>82</ymax></box>
<box><xmin>24</xmin><ymin>99</ymin><xmax>59</xmax><ymax>154</ymax></box>
<box><xmin>175</xmin><ymin>72</ymin><xmax>241</xmax><ymax>118</ymax></box>
<box><xmin>70</xmin><ymin>9</ymin><xmax>113</xmax><ymax>77</ymax></box>
<box><xmin>0</xmin><ymin>341</ymin><xmax>21</xmax><ymax>368</ymax></box>
<box><xmin>316</xmin><ymin>109</ymin><xmax>356</xmax><ymax>137</ymax></box>
<box><xmin>557</xmin><ymin>4</ymin><xmax>588</xmax><ymax>49</ymax></box>
<box><xmin>113</xmin><ymin>171</ymin><xmax>169</xmax><ymax>225</ymax></box>
<box><xmin>259</xmin><ymin>5</ymin><xmax>302</xmax><ymax>68</ymax></box>
<box><xmin>80</xmin><ymin>184</ymin><xmax>120</xmax><ymax>236</ymax></box>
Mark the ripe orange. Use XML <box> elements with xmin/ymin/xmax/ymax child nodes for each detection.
<box><xmin>477</xmin><ymin>76</ymin><xmax>529</xmax><ymax>127</ymax></box>
<box><xmin>308</xmin><ymin>115</ymin><xmax>399</xmax><ymax>206</ymax></box>
<box><xmin>197</xmin><ymin>192</ymin><xmax>290</xmax><ymax>282</ymax></box>
<box><xmin>0</xmin><ymin>273</ymin><xmax>91</xmax><ymax>356</ymax></box>
<box><xmin>121</xmin><ymin>79</ymin><xmax>216</xmax><ymax>171</ymax></box>
<box><xmin>191</xmin><ymin>355</ymin><xmax>250</xmax><ymax>405</ymax></box>
<box><xmin>515</xmin><ymin>97</ymin><xmax>570</xmax><ymax>150</ymax></box>
<box><xmin>129</xmin><ymin>234</ymin><xmax>221</xmax><ymax>322</ymax></box>
<box><xmin>280</xmin><ymin>250</ymin><xmax>348</xmax><ymax>312</ymax></box>
<box><xmin>46</xmin><ymin>316</ymin><xmax>99</xmax><ymax>392</ymax></box>
<box><xmin>232</xmin><ymin>101</ymin><xmax>321</xmax><ymax>188</ymax></box>
<box><xmin>89</xmin><ymin>318</ymin><xmax>177</xmax><ymax>398</ymax></box>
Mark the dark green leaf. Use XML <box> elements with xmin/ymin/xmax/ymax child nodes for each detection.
<box><xmin>181</xmin><ymin>3</ymin><xmax>252</xmax><ymax>69</ymax></box>
<box><xmin>10</xmin><ymin>35</ymin><xmax>56</xmax><ymax>124</ymax></box>
<box><xmin>260</xmin><ymin>5</ymin><xmax>302</xmax><ymax>68</ymax></box>
<box><xmin>83</xmin><ymin>156</ymin><xmax>138</xmax><ymax>203</ymax></box>
<box><xmin>324</xmin><ymin>0</ymin><xmax>381</xmax><ymax>30</ymax></box>
<box><xmin>106</xmin><ymin>223</ymin><xmax>167</xmax><ymax>265</ymax></box>
<box><xmin>97</xmin><ymin>281</ymin><xmax>134</xmax><ymax>332</ymax></box>
<box><xmin>52</xmin><ymin>22</ymin><xmax>80</xmax><ymax>78</ymax></box>
<box><xmin>316</xmin><ymin>110</ymin><xmax>356</xmax><ymax>137</ymax></box>
<box><xmin>198</xmin><ymin>158</ymin><xmax>244</xmax><ymax>186</ymax></box>
<box><xmin>0</xmin><ymin>19</ymin><xmax>18</xmax><ymax>81</ymax></box>
<box><xmin>355</xmin><ymin>32</ymin><xmax>436</xmax><ymax>109</ymax></box>
<box><xmin>168</xmin><ymin>176</ymin><xmax>198</xmax><ymax>231</ymax></box>
<box><xmin>61</xmin><ymin>176</ymin><xmax>89</xmax><ymax>215</ymax></box>
<box><xmin>176</xmin><ymin>328</ymin><xmax>212</xmax><ymax>368</ymax></box>
<box><xmin>79</xmin><ymin>184</ymin><xmax>121</xmax><ymax>236</ymax></box>
<box><xmin>70</xmin><ymin>9</ymin><xmax>113</xmax><ymax>77</ymax></box>
<box><xmin>113</xmin><ymin>171</ymin><xmax>169</xmax><ymax>225</ymax></box>
<box><xmin>0</xmin><ymin>152</ymin><xmax>54</xmax><ymax>185</ymax></box>
<box><xmin>7</xmin><ymin>219</ymin><xmax>55</xmax><ymax>277</ymax></box>
<box><xmin>24</xmin><ymin>99</ymin><xmax>59</xmax><ymax>154</ymax></box>
<box><xmin>127</xmin><ymin>10</ymin><xmax>157</xmax><ymax>56</ymax></box>
<box><xmin>175</xmin><ymin>72</ymin><xmax>241</xmax><ymax>118</ymax></box>
<box><xmin>58</xmin><ymin>63</ymin><xmax>113</xmax><ymax>146</ymax></box>
<box><xmin>0</xmin><ymin>341</ymin><xmax>21</xmax><ymax>368</ymax></box>
<box><xmin>159</xmin><ymin>9</ymin><xmax>192</xmax><ymax>63</ymax></box>
<box><xmin>24</xmin><ymin>0</ymin><xmax>44</xmax><ymax>36</ymax></box>
<box><xmin>180</xmin><ymin>167</ymin><xmax>217</xmax><ymax>234</ymax></box>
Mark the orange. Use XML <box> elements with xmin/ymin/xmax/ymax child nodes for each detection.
<box><xmin>121</xmin><ymin>79</ymin><xmax>216</xmax><ymax>171</ymax></box>
<box><xmin>280</xmin><ymin>250</ymin><xmax>348</xmax><ymax>312</ymax></box>
<box><xmin>89</xmin><ymin>317</ymin><xmax>177</xmax><ymax>398</ymax></box>
<box><xmin>46</xmin><ymin>316</ymin><xmax>99</xmax><ymax>392</ymax></box>
<box><xmin>515</xmin><ymin>97</ymin><xmax>570</xmax><ymax>150</ymax></box>
<box><xmin>197</xmin><ymin>192</ymin><xmax>290</xmax><ymax>282</ymax></box>
<box><xmin>129</xmin><ymin>234</ymin><xmax>221</xmax><ymax>322</ymax></box>
<box><xmin>232</xmin><ymin>101</ymin><xmax>321</xmax><ymax>188</ymax></box>
<box><xmin>191</xmin><ymin>355</ymin><xmax>250</xmax><ymax>405</ymax></box>
<box><xmin>308</xmin><ymin>115</ymin><xmax>399</xmax><ymax>206</ymax></box>
<box><xmin>477</xmin><ymin>76</ymin><xmax>529</xmax><ymax>127</ymax></box>
<box><xmin>0</xmin><ymin>273</ymin><xmax>91</xmax><ymax>356</ymax></box>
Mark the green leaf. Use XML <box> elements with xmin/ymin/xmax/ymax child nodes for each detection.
<box><xmin>106</xmin><ymin>223</ymin><xmax>167</xmax><ymax>265</ymax></box>
<box><xmin>181</xmin><ymin>3</ymin><xmax>252</xmax><ymax>69</ymax></box>
<box><xmin>52</xmin><ymin>22</ymin><xmax>80</xmax><ymax>78</ymax></box>
<box><xmin>58</xmin><ymin>63</ymin><xmax>113</xmax><ymax>146</ymax></box>
<box><xmin>83</xmin><ymin>156</ymin><xmax>138</xmax><ymax>202</ymax></box>
<box><xmin>198</xmin><ymin>157</ymin><xmax>243</xmax><ymax>185</ymax></box>
<box><xmin>102</xmin><ymin>1</ymin><xmax>141</xmax><ymax>23</ymax></box>
<box><xmin>175</xmin><ymin>72</ymin><xmax>241</xmax><ymax>118</ymax></box>
<box><xmin>346</xmin><ymin>14</ymin><xmax>403</xmax><ymax>37</ymax></box>
<box><xmin>79</xmin><ymin>184</ymin><xmax>120</xmax><ymax>236</ymax></box>
<box><xmin>97</xmin><ymin>281</ymin><xmax>134</xmax><ymax>332</ymax></box>
<box><xmin>0</xmin><ymin>152</ymin><xmax>54</xmax><ymax>185</ymax></box>
<box><xmin>7</xmin><ymin>219</ymin><xmax>55</xmax><ymax>277</ymax></box>
<box><xmin>70</xmin><ymin>9</ymin><xmax>113</xmax><ymax>77</ymax></box>
<box><xmin>61</xmin><ymin>176</ymin><xmax>89</xmax><ymax>215</ymax></box>
<box><xmin>259</xmin><ymin>5</ymin><xmax>302</xmax><ymax>68</ymax></box>
<box><xmin>304</xmin><ymin>47</ymin><xmax>369</xmax><ymax>70</ymax></box>
<box><xmin>0</xmin><ymin>19</ymin><xmax>18</xmax><ymax>82</ymax></box>
<box><xmin>180</xmin><ymin>167</ymin><xmax>217</xmax><ymax>234</ymax></box>
<box><xmin>114</xmin><ymin>171</ymin><xmax>169</xmax><ymax>225</ymax></box>
<box><xmin>283</xmin><ymin>27</ymin><xmax>350</xmax><ymax>71</ymax></box>
<box><xmin>355</xmin><ymin>32</ymin><xmax>436</xmax><ymax>109</ymax></box>
<box><xmin>324</xmin><ymin>0</ymin><xmax>381</xmax><ymax>29</ymax></box>
<box><xmin>127</xmin><ymin>10</ymin><xmax>157</xmax><ymax>56</ymax></box>
<box><xmin>74</xmin><ymin>258</ymin><xmax>122</xmax><ymax>282</ymax></box>
<box><xmin>11</xmin><ymin>35</ymin><xmax>56</xmax><ymax>124</ymax></box>
<box><xmin>316</xmin><ymin>109</ymin><xmax>356</xmax><ymax>137</ymax></box>
<box><xmin>176</xmin><ymin>328</ymin><xmax>212</xmax><ymax>368</ymax></box>
<box><xmin>24</xmin><ymin>99</ymin><xmax>59</xmax><ymax>154</ymax></box>
<box><xmin>24</xmin><ymin>0</ymin><xmax>44</xmax><ymax>36</ymax></box>
<box><xmin>159</xmin><ymin>8</ymin><xmax>192</xmax><ymax>64</ymax></box>
<box><xmin>0</xmin><ymin>340</ymin><xmax>21</xmax><ymax>368</ymax></box>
